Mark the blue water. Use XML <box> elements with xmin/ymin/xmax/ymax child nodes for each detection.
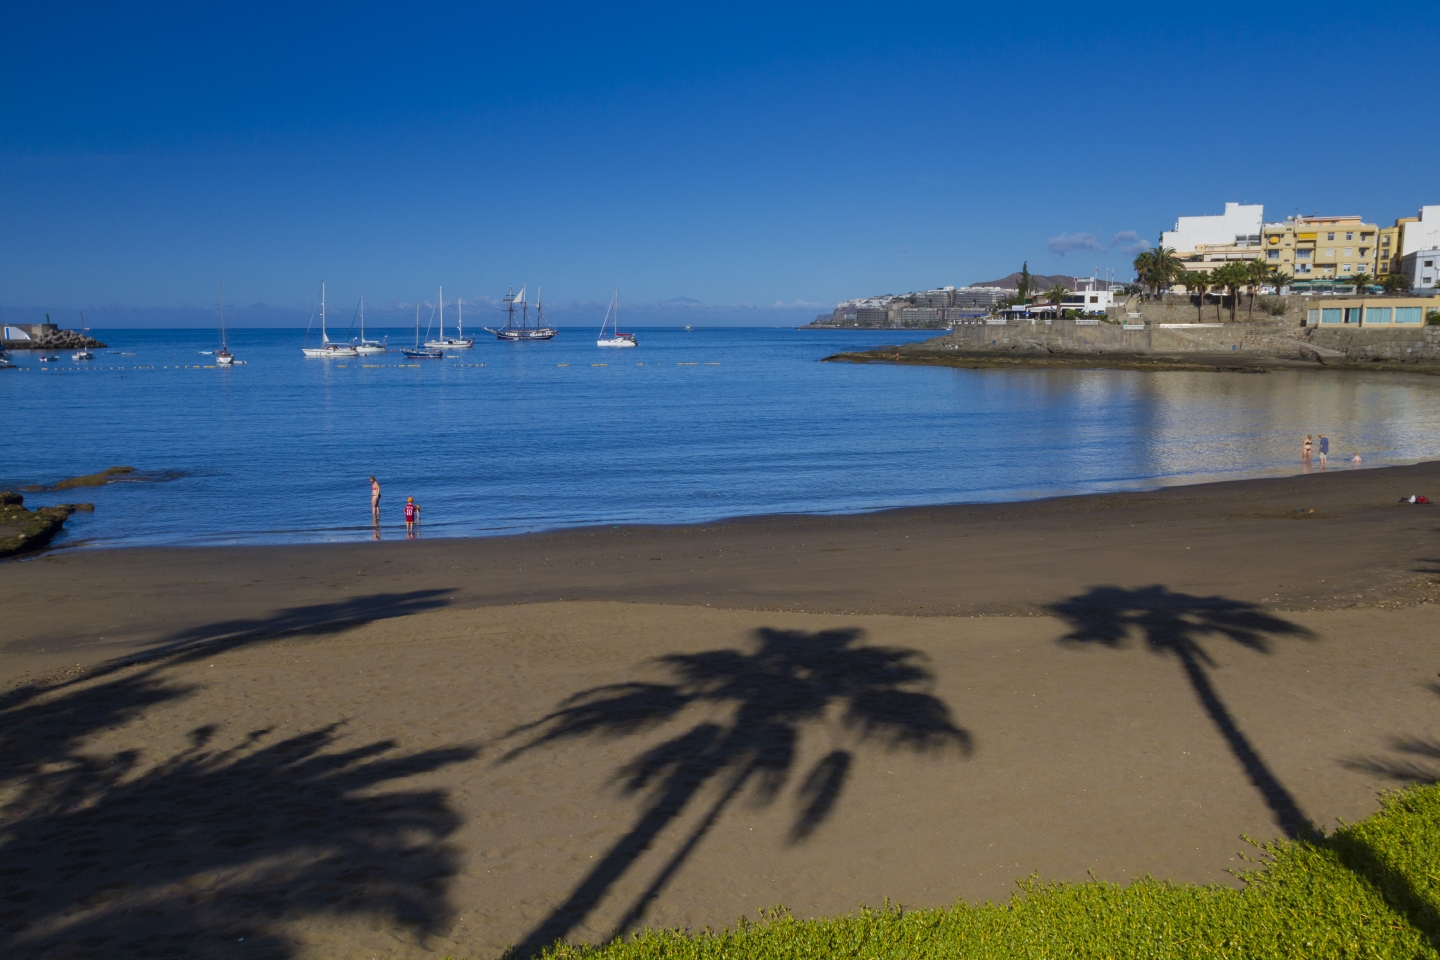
<box><xmin>4</xmin><ymin>326</ymin><xmax>1439</xmax><ymax>548</ymax></box>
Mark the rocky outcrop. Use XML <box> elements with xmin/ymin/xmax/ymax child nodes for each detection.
<box><xmin>0</xmin><ymin>493</ymin><xmax>92</xmax><ymax>558</ymax></box>
<box><xmin>3</xmin><ymin>329</ymin><xmax>107</xmax><ymax>351</ymax></box>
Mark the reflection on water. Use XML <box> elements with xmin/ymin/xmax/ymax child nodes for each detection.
<box><xmin>2</xmin><ymin>327</ymin><xmax>1437</xmax><ymax>547</ymax></box>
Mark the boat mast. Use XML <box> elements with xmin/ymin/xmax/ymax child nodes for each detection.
<box><xmin>415</xmin><ymin>304</ymin><xmax>420</xmax><ymax>348</ymax></box>
<box><xmin>219</xmin><ymin>278</ymin><xmax>226</xmax><ymax>351</ymax></box>
<box><xmin>438</xmin><ymin>286</ymin><xmax>444</xmax><ymax>341</ymax></box>
<box><xmin>458</xmin><ymin>297</ymin><xmax>463</xmax><ymax>339</ymax></box>
<box><xmin>321</xmin><ymin>281</ymin><xmax>328</xmax><ymax>344</ymax></box>
<box><xmin>359</xmin><ymin>294</ymin><xmax>365</xmax><ymax>342</ymax></box>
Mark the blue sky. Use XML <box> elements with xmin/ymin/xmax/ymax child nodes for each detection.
<box><xmin>3</xmin><ymin>1</ymin><xmax>1437</xmax><ymax>326</ymax></box>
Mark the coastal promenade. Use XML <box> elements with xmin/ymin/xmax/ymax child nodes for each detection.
<box><xmin>2</xmin><ymin>463</ymin><xmax>1439</xmax><ymax>956</ymax></box>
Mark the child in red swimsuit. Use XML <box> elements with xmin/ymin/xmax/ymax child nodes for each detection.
<box><xmin>404</xmin><ymin>497</ymin><xmax>420</xmax><ymax>534</ymax></box>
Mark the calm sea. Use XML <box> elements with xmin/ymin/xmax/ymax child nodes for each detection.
<box><xmin>4</xmin><ymin>326</ymin><xmax>1439</xmax><ymax>549</ymax></box>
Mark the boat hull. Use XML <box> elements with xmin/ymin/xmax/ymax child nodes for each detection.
<box><xmin>401</xmin><ymin>349</ymin><xmax>444</xmax><ymax>359</ymax></box>
<box><xmin>597</xmin><ymin>338</ymin><xmax>636</xmax><ymax>347</ymax></box>
<box><xmin>492</xmin><ymin>329</ymin><xmax>557</xmax><ymax>341</ymax></box>
<box><xmin>424</xmin><ymin>338</ymin><xmax>474</xmax><ymax>349</ymax></box>
<box><xmin>301</xmin><ymin>346</ymin><xmax>359</xmax><ymax>358</ymax></box>
<box><xmin>355</xmin><ymin>343</ymin><xmax>387</xmax><ymax>354</ymax></box>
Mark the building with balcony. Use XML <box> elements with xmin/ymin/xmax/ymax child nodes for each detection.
<box><xmin>1261</xmin><ymin>216</ymin><xmax>1380</xmax><ymax>286</ymax></box>
<box><xmin>1401</xmin><ymin>249</ymin><xmax>1440</xmax><ymax>291</ymax></box>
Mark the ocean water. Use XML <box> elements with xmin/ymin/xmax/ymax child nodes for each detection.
<box><xmin>3</xmin><ymin>326</ymin><xmax>1439</xmax><ymax>549</ymax></box>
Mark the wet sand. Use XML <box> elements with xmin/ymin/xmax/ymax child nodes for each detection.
<box><xmin>2</xmin><ymin>462</ymin><xmax>1439</xmax><ymax>957</ymax></box>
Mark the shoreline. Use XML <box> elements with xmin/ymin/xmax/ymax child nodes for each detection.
<box><xmin>824</xmin><ymin>346</ymin><xmax>1440</xmax><ymax>374</ymax></box>
<box><xmin>5</xmin><ymin>459</ymin><xmax>1438</xmax><ymax>682</ymax></box>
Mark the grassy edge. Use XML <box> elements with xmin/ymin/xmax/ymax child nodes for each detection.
<box><xmin>473</xmin><ymin>781</ymin><xmax>1440</xmax><ymax>959</ymax></box>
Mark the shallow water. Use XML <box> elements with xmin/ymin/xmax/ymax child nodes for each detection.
<box><xmin>3</xmin><ymin>326</ymin><xmax>1437</xmax><ymax>548</ymax></box>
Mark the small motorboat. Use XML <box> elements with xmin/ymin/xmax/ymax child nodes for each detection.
<box><xmin>73</xmin><ymin>348</ymin><xmax>95</xmax><ymax>360</ymax></box>
<box><xmin>38</xmin><ymin>354</ymin><xmax>58</xmax><ymax>362</ymax></box>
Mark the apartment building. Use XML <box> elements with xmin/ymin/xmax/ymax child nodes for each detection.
<box><xmin>1402</xmin><ymin>249</ymin><xmax>1440</xmax><ymax>291</ymax></box>
<box><xmin>1260</xmin><ymin>216</ymin><xmax>1380</xmax><ymax>284</ymax></box>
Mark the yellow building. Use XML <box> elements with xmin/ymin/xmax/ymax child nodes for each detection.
<box><xmin>1262</xmin><ymin>216</ymin><xmax>1380</xmax><ymax>284</ymax></box>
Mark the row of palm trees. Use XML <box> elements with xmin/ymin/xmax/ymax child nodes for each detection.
<box><xmin>1133</xmin><ymin>247</ymin><xmax>1411</xmax><ymax>322</ymax></box>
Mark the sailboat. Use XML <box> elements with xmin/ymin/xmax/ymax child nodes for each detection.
<box><xmin>72</xmin><ymin>312</ymin><xmax>96</xmax><ymax>360</ymax></box>
<box><xmin>402</xmin><ymin>303</ymin><xmax>443</xmax><ymax>359</ymax></box>
<box><xmin>354</xmin><ymin>295</ymin><xmax>387</xmax><ymax>354</ymax></box>
<box><xmin>215</xmin><ymin>280</ymin><xmax>236</xmax><ymax>366</ymax></box>
<box><xmin>485</xmin><ymin>285</ymin><xmax>557</xmax><ymax>341</ymax></box>
<box><xmin>301</xmin><ymin>282</ymin><xmax>359</xmax><ymax>358</ymax></box>
<box><xmin>424</xmin><ymin>286</ymin><xmax>474</xmax><ymax>349</ymax></box>
<box><xmin>596</xmin><ymin>289</ymin><xmax>636</xmax><ymax>347</ymax></box>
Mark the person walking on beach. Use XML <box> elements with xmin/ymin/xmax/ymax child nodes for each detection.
<box><xmin>370</xmin><ymin>476</ymin><xmax>382</xmax><ymax>524</ymax></box>
<box><xmin>1318</xmin><ymin>434</ymin><xmax>1329</xmax><ymax>465</ymax></box>
<box><xmin>404</xmin><ymin>496</ymin><xmax>420</xmax><ymax>536</ymax></box>
<box><xmin>1303</xmin><ymin>435</ymin><xmax>1313</xmax><ymax>461</ymax></box>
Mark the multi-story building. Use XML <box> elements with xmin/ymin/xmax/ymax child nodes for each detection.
<box><xmin>1401</xmin><ymin>249</ymin><xmax>1440</xmax><ymax>291</ymax></box>
<box><xmin>1161</xmin><ymin>202</ymin><xmax>1263</xmax><ymax>254</ymax></box>
<box><xmin>1260</xmin><ymin>216</ymin><xmax>1380</xmax><ymax>285</ymax></box>
<box><xmin>1376</xmin><ymin>206</ymin><xmax>1440</xmax><ymax>279</ymax></box>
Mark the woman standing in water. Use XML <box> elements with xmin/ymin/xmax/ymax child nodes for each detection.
<box><xmin>1302</xmin><ymin>436</ymin><xmax>1313</xmax><ymax>462</ymax></box>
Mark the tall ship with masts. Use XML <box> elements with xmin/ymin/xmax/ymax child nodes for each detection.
<box><xmin>485</xmin><ymin>286</ymin><xmax>557</xmax><ymax>341</ymax></box>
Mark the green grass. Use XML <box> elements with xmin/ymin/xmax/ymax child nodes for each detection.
<box><xmin>514</xmin><ymin>782</ymin><xmax>1440</xmax><ymax>959</ymax></box>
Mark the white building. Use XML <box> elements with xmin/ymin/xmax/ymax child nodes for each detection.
<box><xmin>1404</xmin><ymin>206</ymin><xmax>1440</xmax><ymax>254</ymax></box>
<box><xmin>1060</xmin><ymin>279</ymin><xmax>1120</xmax><ymax>312</ymax></box>
<box><xmin>1161</xmin><ymin>202</ymin><xmax>1264</xmax><ymax>254</ymax></box>
<box><xmin>1401</xmin><ymin>249</ymin><xmax>1440</xmax><ymax>291</ymax></box>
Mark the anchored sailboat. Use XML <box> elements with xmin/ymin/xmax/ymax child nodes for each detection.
<box><xmin>215</xmin><ymin>281</ymin><xmax>236</xmax><ymax>365</ymax></box>
<box><xmin>402</xmin><ymin>303</ymin><xmax>443</xmax><ymax>359</ymax></box>
<box><xmin>596</xmin><ymin>289</ymin><xmax>636</xmax><ymax>347</ymax></box>
<box><xmin>302</xmin><ymin>282</ymin><xmax>358</xmax><ymax>358</ymax></box>
<box><xmin>354</xmin><ymin>295</ymin><xmax>387</xmax><ymax>354</ymax></box>
<box><xmin>72</xmin><ymin>311</ymin><xmax>96</xmax><ymax>360</ymax></box>
<box><xmin>425</xmin><ymin>286</ymin><xmax>474</xmax><ymax>349</ymax></box>
<box><xmin>485</xmin><ymin>285</ymin><xmax>557</xmax><ymax>341</ymax></box>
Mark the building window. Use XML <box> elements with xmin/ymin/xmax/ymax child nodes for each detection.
<box><xmin>1327</xmin><ymin>232</ymin><xmax>1336</xmax><ymax>240</ymax></box>
<box><xmin>1345</xmin><ymin>248</ymin><xmax>1353</xmax><ymax>256</ymax></box>
<box><xmin>1345</xmin><ymin>232</ymin><xmax>1354</xmax><ymax>240</ymax></box>
<box><xmin>1426</xmin><ymin>260</ymin><xmax>1435</xmax><ymax>268</ymax></box>
<box><xmin>1321</xmin><ymin>307</ymin><xmax>1342</xmax><ymax>323</ymax></box>
<box><xmin>1267</xmin><ymin>250</ymin><xmax>1280</xmax><ymax>260</ymax></box>
<box><xmin>1342</xmin><ymin>265</ymin><xmax>1351</xmax><ymax>273</ymax></box>
<box><xmin>1365</xmin><ymin>307</ymin><xmax>1391</xmax><ymax>325</ymax></box>
<box><xmin>1297</xmin><ymin>249</ymin><xmax>1311</xmax><ymax>258</ymax></box>
<box><xmin>1395</xmin><ymin>306</ymin><xmax>1423</xmax><ymax>324</ymax></box>
<box><xmin>1383</xmin><ymin>236</ymin><xmax>1391</xmax><ymax>245</ymax></box>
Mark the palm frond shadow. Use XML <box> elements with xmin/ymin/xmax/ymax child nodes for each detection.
<box><xmin>497</xmin><ymin>626</ymin><xmax>969</xmax><ymax>958</ymax></box>
<box><xmin>0</xmin><ymin>590</ymin><xmax>477</xmax><ymax>958</ymax></box>
<box><xmin>1049</xmin><ymin>585</ymin><xmax>1315</xmax><ymax>839</ymax></box>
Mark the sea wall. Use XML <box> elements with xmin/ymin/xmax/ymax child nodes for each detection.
<box><xmin>914</xmin><ymin>318</ymin><xmax>1440</xmax><ymax>362</ymax></box>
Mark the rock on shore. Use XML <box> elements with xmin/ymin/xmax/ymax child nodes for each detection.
<box><xmin>0</xmin><ymin>493</ymin><xmax>93</xmax><ymax>558</ymax></box>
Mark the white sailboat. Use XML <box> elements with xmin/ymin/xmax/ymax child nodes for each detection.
<box><xmin>72</xmin><ymin>312</ymin><xmax>96</xmax><ymax>360</ymax></box>
<box><xmin>215</xmin><ymin>280</ymin><xmax>236</xmax><ymax>365</ymax></box>
<box><xmin>354</xmin><ymin>295</ymin><xmax>387</xmax><ymax>354</ymax></box>
<box><xmin>302</xmin><ymin>282</ymin><xmax>359</xmax><ymax>358</ymax></box>
<box><xmin>596</xmin><ymin>289</ymin><xmax>636</xmax><ymax>347</ymax></box>
<box><xmin>425</xmin><ymin>286</ymin><xmax>474</xmax><ymax>349</ymax></box>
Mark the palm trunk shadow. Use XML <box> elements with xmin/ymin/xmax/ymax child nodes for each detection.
<box><xmin>1173</xmin><ymin>644</ymin><xmax>1310</xmax><ymax>838</ymax></box>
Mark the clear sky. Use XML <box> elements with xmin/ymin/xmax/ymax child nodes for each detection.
<box><xmin>3</xmin><ymin>1</ymin><xmax>1437</xmax><ymax>325</ymax></box>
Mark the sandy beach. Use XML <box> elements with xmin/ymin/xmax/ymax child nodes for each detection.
<box><xmin>3</xmin><ymin>462</ymin><xmax>1439</xmax><ymax>958</ymax></box>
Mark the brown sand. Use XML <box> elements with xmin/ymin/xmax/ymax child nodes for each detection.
<box><xmin>2</xmin><ymin>463</ymin><xmax>1439</xmax><ymax>958</ymax></box>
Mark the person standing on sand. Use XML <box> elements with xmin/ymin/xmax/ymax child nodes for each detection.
<box><xmin>404</xmin><ymin>496</ymin><xmax>420</xmax><ymax>536</ymax></box>
<box><xmin>1318</xmin><ymin>434</ymin><xmax>1329</xmax><ymax>465</ymax></box>
<box><xmin>1303</xmin><ymin>435</ymin><xmax>1313</xmax><ymax>461</ymax></box>
<box><xmin>370</xmin><ymin>476</ymin><xmax>382</xmax><ymax>524</ymax></box>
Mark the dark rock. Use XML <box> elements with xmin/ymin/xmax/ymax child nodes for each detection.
<box><xmin>0</xmin><ymin>491</ymin><xmax>21</xmax><ymax>507</ymax></box>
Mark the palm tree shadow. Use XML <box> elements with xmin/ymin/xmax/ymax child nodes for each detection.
<box><xmin>1049</xmin><ymin>585</ymin><xmax>1316</xmax><ymax>839</ymax></box>
<box><xmin>0</xmin><ymin>590</ymin><xmax>479</xmax><ymax>959</ymax></box>
<box><xmin>498</xmin><ymin>626</ymin><xmax>970</xmax><ymax>958</ymax></box>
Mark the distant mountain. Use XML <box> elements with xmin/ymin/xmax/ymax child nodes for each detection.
<box><xmin>663</xmin><ymin>296</ymin><xmax>702</xmax><ymax>305</ymax></box>
<box><xmin>969</xmin><ymin>272</ymin><xmax>1079</xmax><ymax>291</ymax></box>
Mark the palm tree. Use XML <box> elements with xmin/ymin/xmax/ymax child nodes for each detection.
<box><xmin>1212</xmin><ymin>263</ymin><xmax>1245</xmax><ymax>322</ymax></box>
<box><xmin>1134</xmin><ymin>246</ymin><xmax>1179</xmax><ymax>299</ymax></box>
<box><xmin>1245</xmin><ymin>259</ymin><xmax>1272</xmax><ymax>320</ymax></box>
<box><xmin>1045</xmin><ymin>283</ymin><xmax>1071</xmax><ymax>320</ymax></box>
<box><xmin>499</xmin><ymin>627</ymin><xmax>969</xmax><ymax>952</ymax></box>
<box><xmin>1179</xmin><ymin>271</ymin><xmax>1209</xmax><ymax>323</ymax></box>
<box><xmin>1350</xmin><ymin>272</ymin><xmax>1373</xmax><ymax>295</ymax></box>
<box><xmin>1381</xmin><ymin>273</ymin><xmax>1411</xmax><ymax>295</ymax></box>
